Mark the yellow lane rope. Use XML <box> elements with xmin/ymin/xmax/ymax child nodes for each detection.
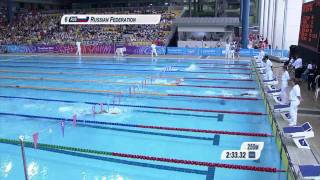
<box><xmin>0</xmin><ymin>69</ymin><xmax>181</xmax><ymax>80</ymax></box>
<box><xmin>0</xmin><ymin>84</ymin><xmax>168</xmax><ymax>96</ymax></box>
<box><xmin>0</xmin><ymin>76</ymin><xmax>177</xmax><ymax>87</ymax></box>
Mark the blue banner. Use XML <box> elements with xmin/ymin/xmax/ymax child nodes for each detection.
<box><xmin>239</xmin><ymin>49</ymin><xmax>252</xmax><ymax>56</ymax></box>
<box><xmin>202</xmin><ymin>48</ymin><xmax>223</xmax><ymax>56</ymax></box>
<box><xmin>166</xmin><ymin>47</ymin><xmax>187</xmax><ymax>55</ymax></box>
<box><xmin>1</xmin><ymin>45</ymin><xmax>288</xmax><ymax>58</ymax></box>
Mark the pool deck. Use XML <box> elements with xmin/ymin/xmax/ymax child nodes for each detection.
<box><xmin>257</xmin><ymin>60</ymin><xmax>320</xmax><ymax>179</ymax></box>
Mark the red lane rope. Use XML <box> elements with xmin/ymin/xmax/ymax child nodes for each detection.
<box><xmin>183</xmin><ymin>77</ymin><xmax>253</xmax><ymax>81</ymax></box>
<box><xmin>201</xmin><ymin>67</ymin><xmax>251</xmax><ymax>70</ymax></box>
<box><xmin>129</xmin><ymin>105</ymin><xmax>266</xmax><ymax>115</ymax></box>
<box><xmin>136</xmin><ymin>125</ymin><xmax>272</xmax><ymax>137</ymax></box>
<box><xmin>194</xmin><ymin>63</ymin><xmax>250</xmax><ymax>66</ymax></box>
<box><xmin>175</xmin><ymin>85</ymin><xmax>256</xmax><ymax>90</ymax></box>
<box><xmin>111</xmin><ymin>152</ymin><xmax>284</xmax><ymax>173</ymax></box>
<box><xmin>167</xmin><ymin>94</ymin><xmax>259</xmax><ymax>100</ymax></box>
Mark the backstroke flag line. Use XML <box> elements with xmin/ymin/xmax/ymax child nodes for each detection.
<box><xmin>32</xmin><ymin>132</ymin><xmax>39</xmax><ymax>148</ymax></box>
<box><xmin>61</xmin><ymin>120</ymin><xmax>65</xmax><ymax>137</ymax></box>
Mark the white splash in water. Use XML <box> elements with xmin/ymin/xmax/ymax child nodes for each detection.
<box><xmin>107</xmin><ymin>107</ymin><xmax>122</xmax><ymax>115</ymax></box>
<box><xmin>153</xmin><ymin>67</ymin><xmax>164</xmax><ymax>71</ymax></box>
<box><xmin>221</xmin><ymin>90</ymin><xmax>234</xmax><ymax>96</ymax></box>
<box><xmin>231</xmin><ymin>75</ymin><xmax>250</xmax><ymax>79</ymax></box>
<box><xmin>58</xmin><ymin>106</ymin><xmax>73</xmax><ymax>113</ymax></box>
<box><xmin>185</xmin><ymin>64</ymin><xmax>199</xmax><ymax>71</ymax></box>
<box><xmin>153</xmin><ymin>79</ymin><xmax>175</xmax><ymax>85</ymax></box>
<box><xmin>109</xmin><ymin>174</ymin><xmax>125</xmax><ymax>180</ymax></box>
<box><xmin>58</xmin><ymin>105</ymin><xmax>90</xmax><ymax>115</ymax></box>
<box><xmin>27</xmin><ymin>161</ymin><xmax>39</xmax><ymax>178</ymax></box>
<box><xmin>1</xmin><ymin>161</ymin><xmax>12</xmax><ymax>177</ymax></box>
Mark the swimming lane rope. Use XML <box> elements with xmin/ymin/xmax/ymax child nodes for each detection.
<box><xmin>0</xmin><ymin>69</ymin><xmax>253</xmax><ymax>82</ymax></box>
<box><xmin>0</xmin><ymin>84</ymin><xmax>260</xmax><ymax>102</ymax></box>
<box><xmin>0</xmin><ymin>64</ymin><xmax>252</xmax><ymax>75</ymax></box>
<box><xmin>6</xmin><ymin>60</ymin><xmax>251</xmax><ymax>70</ymax></box>
<box><xmin>0</xmin><ymin>138</ymin><xmax>284</xmax><ymax>173</ymax></box>
<box><xmin>0</xmin><ymin>112</ymin><xmax>271</xmax><ymax>137</ymax></box>
<box><xmin>0</xmin><ymin>76</ymin><xmax>256</xmax><ymax>90</ymax></box>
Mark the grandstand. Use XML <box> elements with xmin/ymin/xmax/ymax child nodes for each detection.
<box><xmin>0</xmin><ymin>7</ymin><xmax>180</xmax><ymax>46</ymax></box>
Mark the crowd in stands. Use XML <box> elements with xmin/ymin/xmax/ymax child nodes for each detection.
<box><xmin>0</xmin><ymin>7</ymin><xmax>178</xmax><ymax>46</ymax></box>
<box><xmin>248</xmin><ymin>33</ymin><xmax>271</xmax><ymax>49</ymax></box>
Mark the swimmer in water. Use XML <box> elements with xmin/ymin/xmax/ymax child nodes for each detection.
<box><xmin>239</xmin><ymin>91</ymin><xmax>258</xmax><ymax>96</ymax></box>
<box><xmin>240</xmin><ymin>93</ymin><xmax>253</xmax><ymax>96</ymax></box>
<box><xmin>174</xmin><ymin>78</ymin><xmax>184</xmax><ymax>85</ymax></box>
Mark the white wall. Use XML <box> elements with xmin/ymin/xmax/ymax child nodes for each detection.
<box><xmin>272</xmin><ymin>0</ymin><xmax>285</xmax><ymax>49</ymax></box>
<box><xmin>259</xmin><ymin>0</ymin><xmax>303</xmax><ymax>50</ymax></box>
<box><xmin>283</xmin><ymin>0</ymin><xmax>303</xmax><ymax>49</ymax></box>
<box><xmin>178</xmin><ymin>26</ymin><xmax>227</xmax><ymax>32</ymax></box>
<box><xmin>259</xmin><ymin>0</ymin><xmax>265</xmax><ymax>34</ymax></box>
<box><xmin>178</xmin><ymin>41</ymin><xmax>223</xmax><ymax>48</ymax></box>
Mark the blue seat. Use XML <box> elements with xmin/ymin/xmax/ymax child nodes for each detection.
<box><xmin>282</xmin><ymin>122</ymin><xmax>314</xmax><ymax>149</ymax></box>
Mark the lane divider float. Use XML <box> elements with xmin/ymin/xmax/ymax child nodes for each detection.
<box><xmin>0</xmin><ymin>69</ymin><xmax>254</xmax><ymax>82</ymax></box>
<box><xmin>0</xmin><ymin>112</ymin><xmax>271</xmax><ymax>137</ymax></box>
<box><xmin>0</xmin><ymin>76</ymin><xmax>257</xmax><ymax>90</ymax></box>
<box><xmin>0</xmin><ymin>138</ymin><xmax>285</xmax><ymax>173</ymax></box>
<box><xmin>0</xmin><ymin>96</ymin><xmax>264</xmax><ymax>116</ymax></box>
<box><xmin>0</xmin><ymin>65</ymin><xmax>252</xmax><ymax>75</ymax></box>
<box><xmin>0</xmin><ymin>84</ymin><xmax>261</xmax><ymax>102</ymax></box>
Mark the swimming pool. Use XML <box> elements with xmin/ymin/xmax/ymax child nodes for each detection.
<box><xmin>0</xmin><ymin>55</ymin><xmax>286</xmax><ymax>180</ymax></box>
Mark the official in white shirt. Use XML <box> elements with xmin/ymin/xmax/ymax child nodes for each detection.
<box><xmin>289</xmin><ymin>78</ymin><xmax>302</xmax><ymax>126</ymax></box>
<box><xmin>225</xmin><ymin>41</ymin><xmax>231</xmax><ymax>59</ymax></box>
<box><xmin>263</xmin><ymin>55</ymin><xmax>273</xmax><ymax>80</ymax></box>
<box><xmin>291</xmin><ymin>57</ymin><xmax>303</xmax><ymax>78</ymax></box>
<box><xmin>76</xmin><ymin>41</ymin><xmax>81</xmax><ymax>56</ymax></box>
<box><xmin>280</xmin><ymin>66</ymin><xmax>290</xmax><ymax>104</ymax></box>
<box><xmin>258</xmin><ymin>48</ymin><xmax>265</xmax><ymax>63</ymax></box>
<box><xmin>151</xmin><ymin>43</ymin><xmax>158</xmax><ymax>57</ymax></box>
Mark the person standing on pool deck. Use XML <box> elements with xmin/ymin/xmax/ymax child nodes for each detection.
<box><xmin>263</xmin><ymin>55</ymin><xmax>273</xmax><ymax>80</ymax></box>
<box><xmin>288</xmin><ymin>78</ymin><xmax>302</xmax><ymax>126</ymax></box>
<box><xmin>280</xmin><ymin>66</ymin><xmax>290</xmax><ymax>104</ymax></box>
<box><xmin>291</xmin><ymin>56</ymin><xmax>303</xmax><ymax>79</ymax></box>
<box><xmin>151</xmin><ymin>43</ymin><xmax>158</xmax><ymax>57</ymax></box>
<box><xmin>76</xmin><ymin>41</ymin><xmax>81</xmax><ymax>56</ymax></box>
<box><xmin>225</xmin><ymin>40</ymin><xmax>231</xmax><ymax>60</ymax></box>
<box><xmin>258</xmin><ymin>48</ymin><xmax>265</xmax><ymax>64</ymax></box>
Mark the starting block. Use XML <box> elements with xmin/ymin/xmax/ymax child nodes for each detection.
<box><xmin>274</xmin><ymin>104</ymin><xmax>290</xmax><ymax>113</ymax></box>
<box><xmin>299</xmin><ymin>165</ymin><xmax>320</xmax><ymax>179</ymax></box>
<box><xmin>283</xmin><ymin>122</ymin><xmax>314</xmax><ymax>149</ymax></box>
<box><xmin>264</xmin><ymin>78</ymin><xmax>278</xmax><ymax>85</ymax></box>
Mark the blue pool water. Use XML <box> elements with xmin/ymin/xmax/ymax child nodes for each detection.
<box><xmin>0</xmin><ymin>55</ymin><xmax>286</xmax><ymax>180</ymax></box>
